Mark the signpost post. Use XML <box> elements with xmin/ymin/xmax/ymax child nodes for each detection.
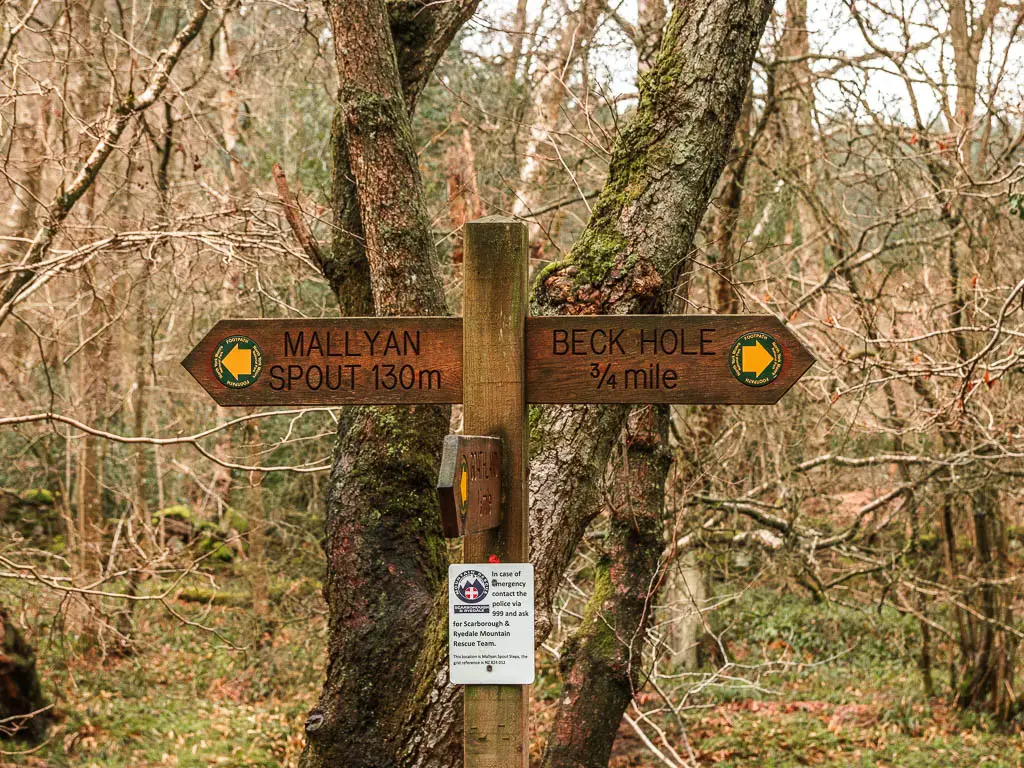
<box><xmin>459</xmin><ymin>218</ymin><xmax>530</xmax><ymax>766</ymax></box>
<box><xmin>182</xmin><ymin>216</ymin><xmax>815</xmax><ymax>767</ymax></box>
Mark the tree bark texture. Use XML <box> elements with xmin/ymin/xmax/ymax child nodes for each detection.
<box><xmin>531</xmin><ymin>2</ymin><xmax>772</xmax><ymax>761</ymax></box>
<box><xmin>541</xmin><ymin>406</ymin><xmax>671</xmax><ymax>768</ymax></box>
<box><xmin>321</xmin><ymin>0</ymin><xmax>480</xmax><ymax>314</ymax></box>
<box><xmin>300</xmin><ymin>1</ymin><xmax>474</xmax><ymax>766</ymax></box>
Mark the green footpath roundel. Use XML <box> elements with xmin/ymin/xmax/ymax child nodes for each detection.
<box><xmin>729</xmin><ymin>331</ymin><xmax>783</xmax><ymax>387</ymax></box>
<box><xmin>212</xmin><ymin>335</ymin><xmax>263</xmax><ymax>389</ymax></box>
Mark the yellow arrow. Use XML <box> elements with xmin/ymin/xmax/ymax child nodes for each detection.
<box><xmin>459</xmin><ymin>462</ymin><xmax>469</xmax><ymax>506</ymax></box>
<box><xmin>222</xmin><ymin>344</ymin><xmax>252</xmax><ymax>379</ymax></box>
<box><xmin>741</xmin><ymin>341</ymin><xmax>774</xmax><ymax>377</ymax></box>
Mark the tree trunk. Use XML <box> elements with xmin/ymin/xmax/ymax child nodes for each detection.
<box><xmin>529</xmin><ymin>0</ymin><xmax>774</xmax><ymax>633</ymax></box>
<box><xmin>958</xmin><ymin>486</ymin><xmax>1015</xmax><ymax>719</ymax></box>
<box><xmin>664</xmin><ymin>551</ymin><xmax>708</xmax><ymax>670</ymax></box>
<box><xmin>542</xmin><ymin>406</ymin><xmax>670</xmax><ymax>768</ymax></box>
<box><xmin>505</xmin><ymin>0</ymin><xmax>529</xmax><ymax>86</ymax></box>
<box><xmin>909</xmin><ymin>0</ymin><xmax>1014</xmax><ymax>717</ymax></box>
<box><xmin>300</xmin><ymin>1</ymin><xmax>459</xmax><ymax>766</ymax></box>
<box><xmin>0</xmin><ymin>85</ymin><xmax>42</xmax><ymax>264</ymax></box>
<box><xmin>0</xmin><ymin>608</ymin><xmax>51</xmax><ymax>743</ymax></box>
<box><xmin>778</xmin><ymin>0</ymin><xmax>818</xmax><ymax>253</ymax></box>
<box><xmin>217</xmin><ymin>11</ymin><xmax>249</xmax><ymax>196</ymax></box>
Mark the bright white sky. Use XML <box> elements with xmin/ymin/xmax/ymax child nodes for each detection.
<box><xmin>468</xmin><ymin>0</ymin><xmax>1024</xmax><ymax>128</ymax></box>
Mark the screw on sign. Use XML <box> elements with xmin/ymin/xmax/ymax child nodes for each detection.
<box><xmin>181</xmin><ymin>217</ymin><xmax>814</xmax><ymax>768</ymax></box>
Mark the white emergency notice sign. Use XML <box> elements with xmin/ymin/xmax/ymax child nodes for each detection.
<box><xmin>448</xmin><ymin>563</ymin><xmax>535</xmax><ymax>685</ymax></box>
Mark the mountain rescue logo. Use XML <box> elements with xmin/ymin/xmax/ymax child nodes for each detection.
<box><xmin>729</xmin><ymin>331</ymin><xmax>783</xmax><ymax>387</ymax></box>
<box><xmin>453</xmin><ymin>569</ymin><xmax>490</xmax><ymax>614</ymax></box>
<box><xmin>213</xmin><ymin>335</ymin><xmax>263</xmax><ymax>389</ymax></box>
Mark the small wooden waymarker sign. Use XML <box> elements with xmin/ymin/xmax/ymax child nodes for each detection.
<box><xmin>436</xmin><ymin>435</ymin><xmax>502</xmax><ymax>537</ymax></box>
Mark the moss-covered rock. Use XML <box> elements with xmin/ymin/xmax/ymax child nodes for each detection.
<box><xmin>175</xmin><ymin>587</ymin><xmax>248</xmax><ymax>606</ymax></box>
<box><xmin>153</xmin><ymin>505</ymin><xmax>192</xmax><ymax>524</ymax></box>
<box><xmin>19</xmin><ymin>488</ymin><xmax>55</xmax><ymax>505</ymax></box>
<box><xmin>196</xmin><ymin>534</ymin><xmax>235</xmax><ymax>563</ymax></box>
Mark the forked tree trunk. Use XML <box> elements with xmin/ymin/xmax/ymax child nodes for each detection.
<box><xmin>299</xmin><ymin>2</ymin><xmax>461</xmax><ymax>766</ymax></box>
<box><xmin>303</xmin><ymin>0</ymin><xmax>773</xmax><ymax>764</ymax></box>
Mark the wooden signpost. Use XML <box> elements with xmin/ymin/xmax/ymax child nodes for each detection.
<box><xmin>183</xmin><ymin>316</ymin><xmax>811</xmax><ymax>407</ymax></box>
<box><xmin>182</xmin><ymin>216</ymin><xmax>814</xmax><ymax>767</ymax></box>
<box><xmin>526</xmin><ymin>315</ymin><xmax>812</xmax><ymax>404</ymax></box>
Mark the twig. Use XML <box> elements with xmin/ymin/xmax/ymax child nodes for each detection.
<box><xmin>272</xmin><ymin>163</ymin><xmax>324</xmax><ymax>264</ymax></box>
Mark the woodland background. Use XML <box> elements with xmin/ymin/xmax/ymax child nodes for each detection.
<box><xmin>1</xmin><ymin>0</ymin><xmax>1023</xmax><ymax>765</ymax></box>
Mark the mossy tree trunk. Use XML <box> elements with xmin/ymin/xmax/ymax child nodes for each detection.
<box><xmin>534</xmin><ymin>1</ymin><xmax>772</xmax><ymax>747</ymax></box>
<box><xmin>299</xmin><ymin>2</ymin><xmax>477</xmax><ymax>767</ymax></box>
<box><xmin>529</xmin><ymin>0</ymin><xmax>773</xmax><ymax>641</ymax></box>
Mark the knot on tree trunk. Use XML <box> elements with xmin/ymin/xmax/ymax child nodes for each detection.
<box><xmin>534</xmin><ymin>255</ymin><xmax>662</xmax><ymax>315</ymax></box>
<box><xmin>304</xmin><ymin>711</ymin><xmax>325</xmax><ymax>735</ymax></box>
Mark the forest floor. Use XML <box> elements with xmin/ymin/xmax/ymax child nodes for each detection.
<box><xmin>2</xmin><ymin>572</ymin><xmax>1022</xmax><ymax>767</ymax></box>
